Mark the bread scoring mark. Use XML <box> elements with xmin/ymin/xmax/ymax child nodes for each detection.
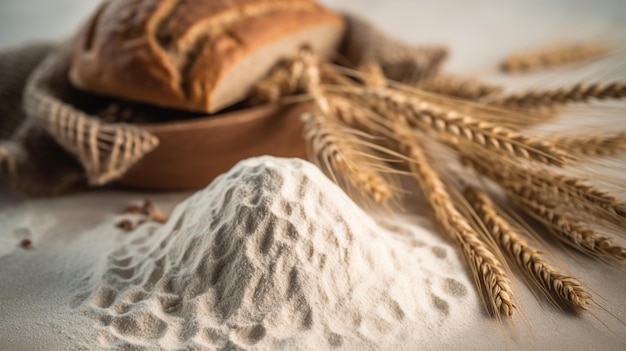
<box><xmin>83</xmin><ymin>1</ymin><xmax>110</xmax><ymax>52</ymax></box>
<box><xmin>155</xmin><ymin>0</ymin><xmax>185</xmax><ymax>48</ymax></box>
<box><xmin>179</xmin><ymin>33</ymin><xmax>210</xmax><ymax>100</ymax></box>
<box><xmin>152</xmin><ymin>0</ymin><xmax>320</xmax><ymax>102</ymax></box>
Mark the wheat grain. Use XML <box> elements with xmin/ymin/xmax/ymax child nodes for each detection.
<box><xmin>464</xmin><ymin>186</ymin><xmax>591</xmax><ymax>309</ymax></box>
<box><xmin>551</xmin><ymin>132</ymin><xmax>626</xmax><ymax>157</ymax></box>
<box><xmin>395</xmin><ymin>130</ymin><xmax>515</xmax><ymax>318</ymax></box>
<box><xmin>500</xmin><ymin>42</ymin><xmax>608</xmax><ymax>72</ymax></box>
<box><xmin>486</xmin><ymin>82</ymin><xmax>626</xmax><ymax>109</ymax></box>
<box><xmin>368</xmin><ymin>90</ymin><xmax>567</xmax><ymax>166</ymax></box>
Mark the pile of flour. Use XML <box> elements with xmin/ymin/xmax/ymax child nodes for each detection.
<box><xmin>71</xmin><ymin>156</ymin><xmax>478</xmax><ymax>350</ymax></box>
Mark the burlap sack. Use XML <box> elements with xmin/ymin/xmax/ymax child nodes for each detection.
<box><xmin>342</xmin><ymin>15</ymin><xmax>447</xmax><ymax>84</ymax></box>
<box><xmin>0</xmin><ymin>13</ymin><xmax>446</xmax><ymax>196</ymax></box>
<box><xmin>0</xmin><ymin>42</ymin><xmax>87</xmax><ymax>196</ymax></box>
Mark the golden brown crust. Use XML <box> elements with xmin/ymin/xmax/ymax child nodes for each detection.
<box><xmin>69</xmin><ymin>0</ymin><xmax>345</xmax><ymax>113</ymax></box>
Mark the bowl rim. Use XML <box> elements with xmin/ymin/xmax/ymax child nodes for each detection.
<box><xmin>133</xmin><ymin>103</ymin><xmax>290</xmax><ymax>133</ymax></box>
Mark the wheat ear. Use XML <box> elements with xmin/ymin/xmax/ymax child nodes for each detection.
<box><xmin>395</xmin><ymin>130</ymin><xmax>515</xmax><ymax>317</ymax></box>
<box><xmin>466</xmin><ymin>152</ymin><xmax>626</xmax><ymax>227</ymax></box>
<box><xmin>302</xmin><ymin>112</ymin><xmax>394</xmax><ymax>205</ymax></box>
<box><xmin>551</xmin><ymin>132</ymin><xmax>626</xmax><ymax>157</ymax></box>
<box><xmin>367</xmin><ymin>90</ymin><xmax>567</xmax><ymax>166</ymax></box>
<box><xmin>417</xmin><ymin>74</ymin><xmax>503</xmax><ymax>100</ymax></box>
<box><xmin>468</xmin><ymin>152</ymin><xmax>626</xmax><ymax>260</ymax></box>
<box><xmin>500</xmin><ymin>42</ymin><xmax>608</xmax><ymax>72</ymax></box>
<box><xmin>464</xmin><ymin>186</ymin><xmax>591</xmax><ymax>309</ymax></box>
<box><xmin>486</xmin><ymin>82</ymin><xmax>626</xmax><ymax>109</ymax></box>
<box><xmin>507</xmin><ymin>185</ymin><xmax>626</xmax><ymax>261</ymax></box>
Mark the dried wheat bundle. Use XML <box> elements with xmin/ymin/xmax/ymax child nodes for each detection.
<box><xmin>500</xmin><ymin>42</ymin><xmax>608</xmax><ymax>72</ymax></box>
<box><xmin>251</xmin><ymin>43</ymin><xmax>625</xmax><ymax>320</ymax></box>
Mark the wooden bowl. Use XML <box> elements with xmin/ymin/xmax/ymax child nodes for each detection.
<box><xmin>117</xmin><ymin>103</ymin><xmax>309</xmax><ymax>190</ymax></box>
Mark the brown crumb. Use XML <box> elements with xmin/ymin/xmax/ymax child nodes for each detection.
<box><xmin>116</xmin><ymin>219</ymin><xmax>134</xmax><ymax>232</ymax></box>
<box><xmin>141</xmin><ymin>199</ymin><xmax>155</xmax><ymax>214</ymax></box>
<box><xmin>121</xmin><ymin>199</ymin><xmax>169</xmax><ymax>225</ymax></box>
<box><xmin>20</xmin><ymin>238</ymin><xmax>33</xmax><ymax>249</ymax></box>
<box><xmin>123</xmin><ymin>204</ymin><xmax>143</xmax><ymax>214</ymax></box>
<box><xmin>149</xmin><ymin>208</ymin><xmax>168</xmax><ymax>223</ymax></box>
<box><xmin>137</xmin><ymin>219</ymin><xmax>148</xmax><ymax>226</ymax></box>
<box><xmin>142</xmin><ymin>199</ymin><xmax>168</xmax><ymax>223</ymax></box>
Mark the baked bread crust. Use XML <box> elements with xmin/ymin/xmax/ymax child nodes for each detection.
<box><xmin>69</xmin><ymin>0</ymin><xmax>345</xmax><ymax>113</ymax></box>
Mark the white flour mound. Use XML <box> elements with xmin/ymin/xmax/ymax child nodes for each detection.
<box><xmin>71</xmin><ymin>156</ymin><xmax>477</xmax><ymax>350</ymax></box>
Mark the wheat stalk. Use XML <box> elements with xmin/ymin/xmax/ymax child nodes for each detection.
<box><xmin>250</xmin><ymin>47</ymin><xmax>624</xmax><ymax>319</ymax></box>
<box><xmin>417</xmin><ymin>74</ymin><xmax>503</xmax><ymax>100</ymax></box>
<box><xmin>395</xmin><ymin>129</ymin><xmax>515</xmax><ymax>318</ymax></box>
<box><xmin>551</xmin><ymin>132</ymin><xmax>626</xmax><ymax>157</ymax></box>
<box><xmin>500</xmin><ymin>42</ymin><xmax>608</xmax><ymax>72</ymax></box>
<box><xmin>464</xmin><ymin>186</ymin><xmax>591</xmax><ymax>309</ymax></box>
<box><xmin>486</xmin><ymin>82</ymin><xmax>626</xmax><ymax>109</ymax></box>
<box><xmin>365</xmin><ymin>90</ymin><xmax>568</xmax><ymax>166</ymax></box>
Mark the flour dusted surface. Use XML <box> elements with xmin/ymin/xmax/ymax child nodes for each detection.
<box><xmin>69</xmin><ymin>157</ymin><xmax>475</xmax><ymax>350</ymax></box>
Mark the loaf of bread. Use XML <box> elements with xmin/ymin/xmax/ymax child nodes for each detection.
<box><xmin>69</xmin><ymin>0</ymin><xmax>345</xmax><ymax>113</ymax></box>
